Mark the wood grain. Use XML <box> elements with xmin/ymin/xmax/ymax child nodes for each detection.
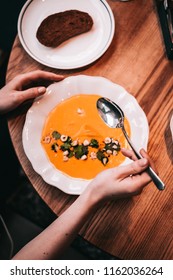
<box><xmin>6</xmin><ymin>0</ymin><xmax>173</xmax><ymax>259</ymax></box>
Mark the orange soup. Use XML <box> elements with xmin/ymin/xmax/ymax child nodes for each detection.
<box><xmin>41</xmin><ymin>94</ymin><xmax>130</xmax><ymax>179</ymax></box>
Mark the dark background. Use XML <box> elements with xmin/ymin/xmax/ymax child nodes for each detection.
<box><xmin>0</xmin><ymin>0</ymin><xmax>26</xmax><ymax>52</ymax></box>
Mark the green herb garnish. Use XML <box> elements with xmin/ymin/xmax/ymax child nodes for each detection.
<box><xmin>90</xmin><ymin>139</ymin><xmax>99</xmax><ymax>148</ymax></box>
<box><xmin>52</xmin><ymin>131</ymin><xmax>61</xmax><ymax>140</ymax></box>
<box><xmin>51</xmin><ymin>143</ymin><xmax>59</xmax><ymax>152</ymax></box>
<box><xmin>74</xmin><ymin>145</ymin><xmax>88</xmax><ymax>159</ymax></box>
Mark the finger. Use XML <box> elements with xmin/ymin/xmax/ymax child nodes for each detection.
<box><xmin>121</xmin><ymin>148</ymin><xmax>138</xmax><ymax>161</ymax></box>
<box><xmin>16</xmin><ymin>87</ymin><xmax>46</xmax><ymax>103</ymax></box>
<box><xmin>115</xmin><ymin>157</ymin><xmax>149</xmax><ymax>179</ymax></box>
<box><xmin>140</xmin><ymin>148</ymin><xmax>158</xmax><ymax>174</ymax></box>
<box><xmin>121</xmin><ymin>148</ymin><xmax>157</xmax><ymax>173</ymax></box>
<box><xmin>12</xmin><ymin>71</ymin><xmax>64</xmax><ymax>88</ymax></box>
<box><xmin>26</xmin><ymin>70</ymin><xmax>64</xmax><ymax>81</ymax></box>
<box><xmin>122</xmin><ymin>172</ymin><xmax>151</xmax><ymax>194</ymax></box>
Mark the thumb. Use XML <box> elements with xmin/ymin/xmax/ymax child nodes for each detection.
<box><xmin>18</xmin><ymin>87</ymin><xmax>46</xmax><ymax>102</ymax></box>
<box><xmin>117</xmin><ymin>157</ymin><xmax>149</xmax><ymax>179</ymax></box>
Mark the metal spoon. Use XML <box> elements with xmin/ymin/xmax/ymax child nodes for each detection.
<box><xmin>96</xmin><ymin>97</ymin><xmax>165</xmax><ymax>191</ymax></box>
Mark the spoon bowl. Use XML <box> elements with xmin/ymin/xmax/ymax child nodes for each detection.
<box><xmin>96</xmin><ymin>97</ymin><xmax>165</xmax><ymax>191</ymax></box>
<box><xmin>97</xmin><ymin>97</ymin><xmax>124</xmax><ymax>129</ymax></box>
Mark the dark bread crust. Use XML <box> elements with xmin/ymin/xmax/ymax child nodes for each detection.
<box><xmin>36</xmin><ymin>10</ymin><xmax>93</xmax><ymax>48</ymax></box>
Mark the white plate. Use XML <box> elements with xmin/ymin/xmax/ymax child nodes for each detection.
<box><xmin>170</xmin><ymin>114</ymin><xmax>173</xmax><ymax>141</ymax></box>
<box><xmin>22</xmin><ymin>75</ymin><xmax>149</xmax><ymax>195</ymax></box>
<box><xmin>18</xmin><ymin>0</ymin><xmax>115</xmax><ymax>69</ymax></box>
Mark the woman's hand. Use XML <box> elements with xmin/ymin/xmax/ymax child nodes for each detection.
<box><xmin>86</xmin><ymin>148</ymin><xmax>157</xmax><ymax>203</ymax></box>
<box><xmin>12</xmin><ymin>148</ymin><xmax>157</xmax><ymax>260</ymax></box>
<box><xmin>0</xmin><ymin>70</ymin><xmax>64</xmax><ymax>114</ymax></box>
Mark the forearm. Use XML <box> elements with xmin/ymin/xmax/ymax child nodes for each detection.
<box><xmin>12</xmin><ymin>187</ymin><xmax>100</xmax><ymax>260</ymax></box>
<box><xmin>12</xmin><ymin>151</ymin><xmax>151</xmax><ymax>260</ymax></box>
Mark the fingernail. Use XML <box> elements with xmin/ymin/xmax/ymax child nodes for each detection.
<box><xmin>38</xmin><ymin>87</ymin><xmax>46</xmax><ymax>93</ymax></box>
<box><xmin>139</xmin><ymin>158</ymin><xmax>148</xmax><ymax>167</ymax></box>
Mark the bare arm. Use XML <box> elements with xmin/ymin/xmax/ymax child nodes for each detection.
<box><xmin>12</xmin><ymin>148</ymin><xmax>154</xmax><ymax>260</ymax></box>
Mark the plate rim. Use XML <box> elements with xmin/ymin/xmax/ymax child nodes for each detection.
<box><xmin>17</xmin><ymin>0</ymin><xmax>115</xmax><ymax>69</ymax></box>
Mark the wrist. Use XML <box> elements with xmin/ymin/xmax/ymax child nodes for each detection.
<box><xmin>80</xmin><ymin>180</ymin><xmax>106</xmax><ymax>210</ymax></box>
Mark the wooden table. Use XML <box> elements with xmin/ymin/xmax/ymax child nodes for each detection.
<box><xmin>6</xmin><ymin>0</ymin><xmax>173</xmax><ymax>259</ymax></box>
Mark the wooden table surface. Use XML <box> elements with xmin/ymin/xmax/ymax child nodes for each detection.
<box><xmin>6</xmin><ymin>0</ymin><xmax>173</xmax><ymax>259</ymax></box>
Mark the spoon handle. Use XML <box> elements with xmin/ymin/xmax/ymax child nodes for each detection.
<box><xmin>122</xmin><ymin>127</ymin><xmax>165</xmax><ymax>191</ymax></box>
<box><xmin>146</xmin><ymin>166</ymin><xmax>165</xmax><ymax>191</ymax></box>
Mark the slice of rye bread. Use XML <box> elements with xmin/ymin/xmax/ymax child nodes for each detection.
<box><xmin>36</xmin><ymin>10</ymin><xmax>93</xmax><ymax>48</ymax></box>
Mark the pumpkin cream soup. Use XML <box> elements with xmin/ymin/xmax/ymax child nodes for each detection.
<box><xmin>41</xmin><ymin>94</ymin><xmax>130</xmax><ymax>180</ymax></box>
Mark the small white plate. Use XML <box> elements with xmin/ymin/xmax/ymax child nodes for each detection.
<box><xmin>18</xmin><ymin>0</ymin><xmax>115</xmax><ymax>69</ymax></box>
<box><xmin>22</xmin><ymin>75</ymin><xmax>149</xmax><ymax>195</ymax></box>
<box><xmin>170</xmin><ymin>114</ymin><xmax>173</xmax><ymax>141</ymax></box>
